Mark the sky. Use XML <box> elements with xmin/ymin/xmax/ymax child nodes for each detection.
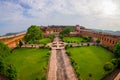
<box><xmin>0</xmin><ymin>0</ymin><xmax>120</xmax><ymax>35</ymax></box>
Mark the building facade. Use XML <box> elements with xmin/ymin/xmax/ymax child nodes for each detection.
<box><xmin>75</xmin><ymin>25</ymin><xmax>120</xmax><ymax>50</ymax></box>
<box><xmin>40</xmin><ymin>25</ymin><xmax>120</xmax><ymax>50</ymax></box>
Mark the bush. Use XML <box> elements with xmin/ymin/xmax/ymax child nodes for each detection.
<box><xmin>117</xmin><ymin>58</ymin><xmax>120</xmax><ymax>68</ymax></box>
<box><xmin>104</xmin><ymin>62</ymin><xmax>113</xmax><ymax>71</ymax></box>
<box><xmin>87</xmin><ymin>43</ymin><xmax>90</xmax><ymax>46</ymax></box>
<box><xmin>66</xmin><ymin>51</ymin><xmax>71</xmax><ymax>56</ymax></box>
<box><xmin>65</xmin><ymin>44</ymin><xmax>69</xmax><ymax>49</ymax></box>
<box><xmin>103</xmin><ymin>46</ymin><xmax>109</xmax><ymax>50</ymax></box>
<box><xmin>0</xmin><ymin>42</ymin><xmax>10</xmax><ymax>58</ymax></box>
<box><xmin>0</xmin><ymin>57</ymin><xmax>6</xmax><ymax>74</ymax></box>
<box><xmin>6</xmin><ymin>64</ymin><xmax>17</xmax><ymax>80</ymax></box>
<box><xmin>59</xmin><ymin>34</ymin><xmax>64</xmax><ymax>39</ymax></box>
<box><xmin>49</xmin><ymin>34</ymin><xmax>55</xmax><ymax>40</ymax></box>
<box><xmin>114</xmin><ymin>41</ymin><xmax>120</xmax><ymax>58</ymax></box>
<box><xmin>111</xmin><ymin>59</ymin><xmax>118</xmax><ymax>66</ymax></box>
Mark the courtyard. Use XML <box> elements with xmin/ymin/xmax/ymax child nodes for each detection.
<box><xmin>5</xmin><ymin>48</ymin><xmax>49</xmax><ymax>80</ymax></box>
<box><xmin>67</xmin><ymin>46</ymin><xmax>114</xmax><ymax>80</ymax></box>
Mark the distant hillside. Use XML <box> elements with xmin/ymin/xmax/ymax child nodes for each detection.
<box><xmin>92</xmin><ymin>29</ymin><xmax>120</xmax><ymax>35</ymax></box>
<box><xmin>3</xmin><ymin>30</ymin><xmax>26</xmax><ymax>36</ymax></box>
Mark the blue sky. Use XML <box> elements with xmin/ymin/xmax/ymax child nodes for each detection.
<box><xmin>0</xmin><ymin>0</ymin><xmax>120</xmax><ymax>35</ymax></box>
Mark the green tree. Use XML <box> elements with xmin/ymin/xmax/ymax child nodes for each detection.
<box><xmin>114</xmin><ymin>41</ymin><xmax>120</xmax><ymax>58</ymax></box>
<box><xmin>103</xmin><ymin>62</ymin><xmax>113</xmax><ymax>72</ymax></box>
<box><xmin>24</xmin><ymin>25</ymin><xmax>43</xmax><ymax>44</ymax></box>
<box><xmin>17</xmin><ymin>40</ymin><xmax>23</xmax><ymax>48</ymax></box>
<box><xmin>60</xmin><ymin>27</ymin><xmax>71</xmax><ymax>35</ymax></box>
<box><xmin>0</xmin><ymin>42</ymin><xmax>10</xmax><ymax>58</ymax></box>
<box><xmin>96</xmin><ymin>39</ymin><xmax>100</xmax><ymax>45</ymax></box>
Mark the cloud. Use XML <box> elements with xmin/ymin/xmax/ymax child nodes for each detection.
<box><xmin>0</xmin><ymin>0</ymin><xmax>120</xmax><ymax>35</ymax></box>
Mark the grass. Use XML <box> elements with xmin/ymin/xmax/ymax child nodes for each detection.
<box><xmin>63</xmin><ymin>37</ymin><xmax>85</xmax><ymax>43</ymax></box>
<box><xmin>67</xmin><ymin>46</ymin><xmax>114</xmax><ymax>80</ymax></box>
<box><xmin>39</xmin><ymin>38</ymin><xmax>51</xmax><ymax>44</ymax></box>
<box><xmin>5</xmin><ymin>48</ymin><xmax>50</xmax><ymax>80</ymax></box>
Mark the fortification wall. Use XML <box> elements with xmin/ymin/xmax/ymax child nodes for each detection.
<box><xmin>0</xmin><ymin>32</ymin><xmax>26</xmax><ymax>48</ymax></box>
<box><xmin>76</xmin><ymin>26</ymin><xmax>120</xmax><ymax>50</ymax></box>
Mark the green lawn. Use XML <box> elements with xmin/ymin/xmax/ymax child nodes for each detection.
<box><xmin>63</xmin><ymin>37</ymin><xmax>85</xmax><ymax>43</ymax></box>
<box><xmin>5</xmin><ymin>48</ymin><xmax>50</xmax><ymax>80</ymax></box>
<box><xmin>67</xmin><ymin>46</ymin><xmax>114</xmax><ymax>80</ymax></box>
<box><xmin>39</xmin><ymin>38</ymin><xmax>51</xmax><ymax>44</ymax></box>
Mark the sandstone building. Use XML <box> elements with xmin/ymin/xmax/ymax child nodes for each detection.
<box><xmin>40</xmin><ymin>25</ymin><xmax>120</xmax><ymax>50</ymax></box>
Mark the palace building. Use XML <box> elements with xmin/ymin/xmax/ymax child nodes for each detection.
<box><xmin>40</xmin><ymin>25</ymin><xmax>120</xmax><ymax>50</ymax></box>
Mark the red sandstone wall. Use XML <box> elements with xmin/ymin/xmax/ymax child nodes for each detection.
<box><xmin>79</xmin><ymin>28</ymin><xmax>120</xmax><ymax>50</ymax></box>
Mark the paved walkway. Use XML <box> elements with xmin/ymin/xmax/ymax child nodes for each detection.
<box><xmin>114</xmin><ymin>72</ymin><xmax>120</xmax><ymax>80</ymax></box>
<box><xmin>47</xmin><ymin>36</ymin><xmax>77</xmax><ymax>80</ymax></box>
<box><xmin>104</xmin><ymin>69</ymin><xmax>120</xmax><ymax>80</ymax></box>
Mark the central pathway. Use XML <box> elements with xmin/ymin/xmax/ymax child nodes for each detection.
<box><xmin>47</xmin><ymin>36</ymin><xmax>77</xmax><ymax>80</ymax></box>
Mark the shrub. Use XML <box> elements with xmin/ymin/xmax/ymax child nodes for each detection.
<box><xmin>103</xmin><ymin>62</ymin><xmax>113</xmax><ymax>71</ymax></box>
<box><xmin>103</xmin><ymin>46</ymin><xmax>109</xmax><ymax>50</ymax></box>
<box><xmin>87</xmin><ymin>43</ymin><xmax>90</xmax><ymax>46</ymax></box>
<box><xmin>65</xmin><ymin>44</ymin><xmax>69</xmax><ymax>49</ymax></box>
<box><xmin>96</xmin><ymin>39</ymin><xmax>100</xmax><ymax>46</ymax></box>
<box><xmin>49</xmin><ymin>34</ymin><xmax>55</xmax><ymax>40</ymax></box>
<box><xmin>114</xmin><ymin>41</ymin><xmax>120</xmax><ymax>58</ymax></box>
<box><xmin>111</xmin><ymin>59</ymin><xmax>118</xmax><ymax>66</ymax></box>
<box><xmin>0</xmin><ymin>57</ymin><xmax>6</xmax><ymax>74</ymax></box>
<box><xmin>0</xmin><ymin>42</ymin><xmax>10</xmax><ymax>58</ymax></box>
<box><xmin>6</xmin><ymin>64</ymin><xmax>17</xmax><ymax>80</ymax></box>
<box><xmin>117</xmin><ymin>58</ymin><xmax>120</xmax><ymax>68</ymax></box>
<box><xmin>66</xmin><ymin>51</ymin><xmax>71</xmax><ymax>56</ymax></box>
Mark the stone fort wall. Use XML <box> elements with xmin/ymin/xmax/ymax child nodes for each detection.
<box><xmin>75</xmin><ymin>25</ymin><xmax>120</xmax><ymax>50</ymax></box>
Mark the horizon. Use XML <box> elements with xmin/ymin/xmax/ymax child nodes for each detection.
<box><xmin>0</xmin><ymin>0</ymin><xmax>120</xmax><ymax>35</ymax></box>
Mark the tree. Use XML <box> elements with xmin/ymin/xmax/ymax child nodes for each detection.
<box><xmin>104</xmin><ymin>62</ymin><xmax>113</xmax><ymax>72</ymax></box>
<box><xmin>18</xmin><ymin>40</ymin><xmax>23</xmax><ymax>48</ymax></box>
<box><xmin>60</xmin><ymin>27</ymin><xmax>71</xmax><ymax>35</ymax></box>
<box><xmin>96</xmin><ymin>39</ymin><xmax>100</xmax><ymax>45</ymax></box>
<box><xmin>24</xmin><ymin>25</ymin><xmax>43</xmax><ymax>44</ymax></box>
<box><xmin>114</xmin><ymin>41</ymin><xmax>120</xmax><ymax>58</ymax></box>
<box><xmin>0</xmin><ymin>42</ymin><xmax>10</xmax><ymax>58</ymax></box>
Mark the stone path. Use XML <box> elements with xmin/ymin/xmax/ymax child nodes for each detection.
<box><xmin>114</xmin><ymin>72</ymin><xmax>120</xmax><ymax>80</ymax></box>
<box><xmin>47</xmin><ymin>36</ymin><xmax>77</xmax><ymax>80</ymax></box>
<box><xmin>104</xmin><ymin>69</ymin><xmax>120</xmax><ymax>80</ymax></box>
